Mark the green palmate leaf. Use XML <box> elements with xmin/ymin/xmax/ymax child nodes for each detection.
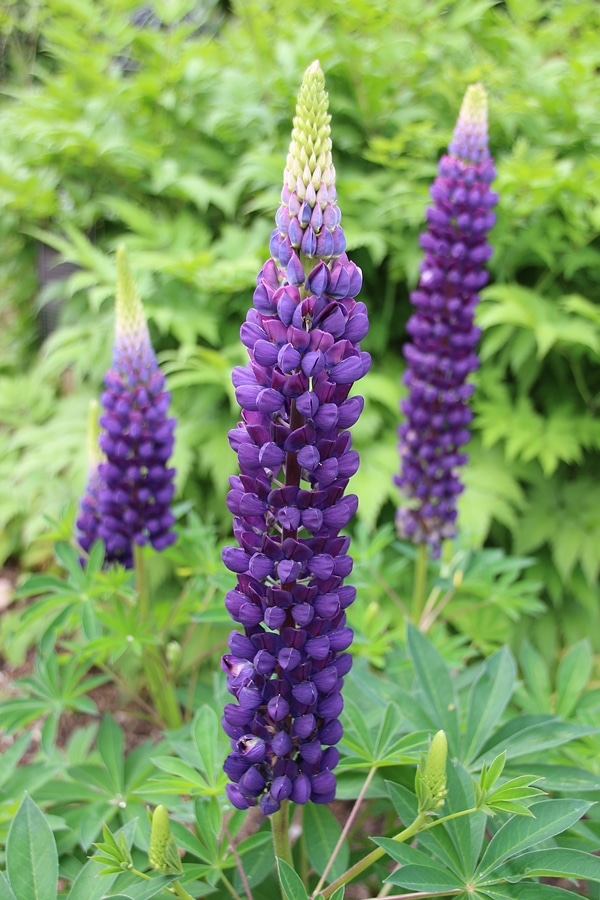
<box><xmin>233</xmin><ymin>833</ymin><xmax>274</xmax><ymax>892</ymax></box>
<box><xmin>303</xmin><ymin>803</ymin><xmax>349</xmax><ymax>882</ymax></box>
<box><xmin>463</xmin><ymin>648</ymin><xmax>516</xmax><ymax>765</ymax></box>
<box><xmin>476</xmin><ymin>799</ymin><xmax>593</xmax><ymax>878</ymax></box>
<box><xmin>497</xmin><ymin>848</ymin><xmax>600</xmax><ymax>884</ymax></box>
<box><xmin>150</xmin><ymin>756</ymin><xmax>211</xmax><ymax>792</ymax></box>
<box><xmin>6</xmin><ymin>794</ymin><xmax>58</xmax><ymax>900</ymax></box>
<box><xmin>406</xmin><ymin>624</ymin><xmax>460</xmax><ymax>755</ymax></box>
<box><xmin>276</xmin><ymin>858</ymin><xmax>309</xmax><ymax>900</ymax></box>
<box><xmin>555</xmin><ymin>639</ymin><xmax>593</xmax><ymax>718</ymax></box>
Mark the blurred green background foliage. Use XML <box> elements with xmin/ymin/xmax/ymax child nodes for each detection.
<box><xmin>1</xmin><ymin>0</ymin><xmax>599</xmax><ymax>650</ymax></box>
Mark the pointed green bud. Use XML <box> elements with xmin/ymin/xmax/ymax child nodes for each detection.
<box><xmin>416</xmin><ymin>729</ymin><xmax>448</xmax><ymax>814</ymax></box>
<box><xmin>149</xmin><ymin>805</ymin><xmax>183</xmax><ymax>874</ymax></box>
<box><xmin>115</xmin><ymin>245</ymin><xmax>150</xmax><ymax>351</ymax></box>
<box><xmin>284</xmin><ymin>59</ymin><xmax>335</xmax><ymax>200</ymax></box>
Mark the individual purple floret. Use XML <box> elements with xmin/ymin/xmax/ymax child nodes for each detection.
<box><xmin>395</xmin><ymin>84</ymin><xmax>497</xmax><ymax>555</ymax></box>
<box><xmin>92</xmin><ymin>247</ymin><xmax>177</xmax><ymax>568</ymax></box>
<box><xmin>222</xmin><ymin>61</ymin><xmax>370</xmax><ymax>816</ymax></box>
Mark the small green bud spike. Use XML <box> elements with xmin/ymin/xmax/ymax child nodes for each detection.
<box><xmin>416</xmin><ymin>729</ymin><xmax>448</xmax><ymax>815</ymax></box>
<box><xmin>115</xmin><ymin>245</ymin><xmax>150</xmax><ymax>350</ymax></box>
<box><xmin>284</xmin><ymin>59</ymin><xmax>335</xmax><ymax>199</ymax></box>
<box><xmin>149</xmin><ymin>805</ymin><xmax>183</xmax><ymax>874</ymax></box>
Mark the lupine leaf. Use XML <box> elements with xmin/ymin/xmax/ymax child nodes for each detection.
<box><xmin>6</xmin><ymin>794</ymin><xmax>58</xmax><ymax>900</ymax></box>
<box><xmin>463</xmin><ymin>647</ymin><xmax>516</xmax><ymax>765</ymax></box>
<box><xmin>406</xmin><ymin>624</ymin><xmax>461</xmax><ymax>755</ymax></box>
<box><xmin>476</xmin><ymin>799</ymin><xmax>592</xmax><ymax>877</ymax></box>
<box><xmin>276</xmin><ymin>858</ymin><xmax>309</xmax><ymax>900</ymax></box>
<box><xmin>303</xmin><ymin>804</ymin><xmax>349</xmax><ymax>882</ymax></box>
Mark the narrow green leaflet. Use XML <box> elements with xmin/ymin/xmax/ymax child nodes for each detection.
<box><xmin>481</xmin><ymin>885</ymin><xmax>585</xmax><ymax>900</ymax></box>
<box><xmin>462</xmin><ymin>647</ymin><xmax>516</xmax><ymax>765</ymax></box>
<box><xmin>477</xmin><ymin>714</ymin><xmax>597</xmax><ymax>763</ymax></box>
<box><xmin>476</xmin><ymin>799</ymin><xmax>592</xmax><ymax>878</ymax></box>
<box><xmin>555</xmin><ymin>639</ymin><xmax>593</xmax><ymax>718</ymax></box>
<box><xmin>67</xmin><ymin>857</ymin><xmax>119</xmax><ymax>899</ymax></box>
<box><xmin>341</xmin><ymin>697</ymin><xmax>375</xmax><ymax>761</ymax></box>
<box><xmin>385</xmin><ymin>860</ymin><xmax>465</xmax><ymax>893</ymax></box>
<box><xmin>0</xmin><ymin>871</ymin><xmax>17</xmax><ymax>900</ymax></box>
<box><xmin>303</xmin><ymin>803</ymin><xmax>349</xmax><ymax>882</ymax></box>
<box><xmin>193</xmin><ymin>705</ymin><xmax>219</xmax><ymax>788</ymax></box>
<box><xmin>112</xmin><ymin>874</ymin><xmax>177</xmax><ymax>898</ymax></box>
<box><xmin>6</xmin><ymin>794</ymin><xmax>58</xmax><ymax>900</ymax></box>
<box><xmin>406</xmin><ymin>624</ymin><xmax>460</xmax><ymax>754</ymax></box>
<box><xmin>97</xmin><ymin>715</ymin><xmax>125</xmax><ymax>793</ymax></box>
<box><xmin>276</xmin><ymin>858</ymin><xmax>309</xmax><ymax>900</ymax></box>
<box><xmin>496</xmin><ymin>847</ymin><xmax>600</xmax><ymax>884</ymax></box>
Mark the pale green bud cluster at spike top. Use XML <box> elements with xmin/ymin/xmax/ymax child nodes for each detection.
<box><xmin>284</xmin><ymin>60</ymin><xmax>335</xmax><ymax>200</ymax></box>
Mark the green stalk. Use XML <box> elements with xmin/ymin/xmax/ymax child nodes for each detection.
<box><xmin>271</xmin><ymin>800</ymin><xmax>294</xmax><ymax>874</ymax></box>
<box><xmin>319</xmin><ymin>812</ymin><xmax>428</xmax><ymax>899</ymax></box>
<box><xmin>319</xmin><ymin>805</ymin><xmax>480</xmax><ymax>900</ymax></box>
<box><xmin>411</xmin><ymin>542</ymin><xmax>429</xmax><ymax>627</ymax></box>
<box><xmin>133</xmin><ymin>545</ymin><xmax>182</xmax><ymax>729</ymax></box>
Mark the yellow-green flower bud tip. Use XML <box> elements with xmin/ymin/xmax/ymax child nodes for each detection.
<box><xmin>115</xmin><ymin>245</ymin><xmax>150</xmax><ymax>349</ymax></box>
<box><xmin>423</xmin><ymin>729</ymin><xmax>448</xmax><ymax>808</ymax></box>
<box><xmin>284</xmin><ymin>59</ymin><xmax>335</xmax><ymax>199</ymax></box>
<box><xmin>149</xmin><ymin>805</ymin><xmax>183</xmax><ymax>874</ymax></box>
<box><xmin>450</xmin><ymin>83</ymin><xmax>490</xmax><ymax>164</ymax></box>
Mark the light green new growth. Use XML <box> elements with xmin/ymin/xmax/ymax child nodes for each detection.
<box><xmin>86</xmin><ymin>398</ymin><xmax>103</xmax><ymax>468</ymax></box>
<box><xmin>461</xmin><ymin>82</ymin><xmax>487</xmax><ymax>127</ymax></box>
<box><xmin>284</xmin><ymin>59</ymin><xmax>335</xmax><ymax>199</ymax></box>
<box><xmin>417</xmin><ymin>729</ymin><xmax>448</xmax><ymax>814</ymax></box>
<box><xmin>148</xmin><ymin>805</ymin><xmax>183</xmax><ymax>874</ymax></box>
<box><xmin>115</xmin><ymin>245</ymin><xmax>150</xmax><ymax>347</ymax></box>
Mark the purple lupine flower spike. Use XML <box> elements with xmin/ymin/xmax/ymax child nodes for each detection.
<box><xmin>95</xmin><ymin>247</ymin><xmax>177</xmax><ymax>568</ymax></box>
<box><xmin>222</xmin><ymin>61</ymin><xmax>370</xmax><ymax>816</ymax></box>
<box><xmin>395</xmin><ymin>84</ymin><xmax>497</xmax><ymax>556</ymax></box>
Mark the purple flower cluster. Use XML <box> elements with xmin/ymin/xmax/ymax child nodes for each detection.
<box><xmin>76</xmin><ymin>248</ymin><xmax>177</xmax><ymax>568</ymax></box>
<box><xmin>395</xmin><ymin>84</ymin><xmax>497</xmax><ymax>554</ymax></box>
<box><xmin>222</xmin><ymin>62</ymin><xmax>370</xmax><ymax>815</ymax></box>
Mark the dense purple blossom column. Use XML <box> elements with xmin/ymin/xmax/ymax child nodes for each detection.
<box><xmin>79</xmin><ymin>247</ymin><xmax>177</xmax><ymax>568</ymax></box>
<box><xmin>395</xmin><ymin>84</ymin><xmax>497</xmax><ymax>556</ymax></box>
<box><xmin>222</xmin><ymin>61</ymin><xmax>370</xmax><ymax>816</ymax></box>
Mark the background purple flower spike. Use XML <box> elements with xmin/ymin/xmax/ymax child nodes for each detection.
<box><xmin>395</xmin><ymin>84</ymin><xmax>498</xmax><ymax>556</ymax></box>
<box><xmin>79</xmin><ymin>247</ymin><xmax>177</xmax><ymax>568</ymax></box>
<box><xmin>221</xmin><ymin>61</ymin><xmax>370</xmax><ymax>814</ymax></box>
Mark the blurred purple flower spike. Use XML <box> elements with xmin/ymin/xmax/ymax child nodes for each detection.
<box><xmin>77</xmin><ymin>247</ymin><xmax>177</xmax><ymax>568</ymax></box>
<box><xmin>395</xmin><ymin>84</ymin><xmax>498</xmax><ymax>556</ymax></box>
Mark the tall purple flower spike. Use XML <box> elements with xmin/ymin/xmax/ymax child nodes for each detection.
<box><xmin>91</xmin><ymin>247</ymin><xmax>177</xmax><ymax>568</ymax></box>
<box><xmin>222</xmin><ymin>61</ymin><xmax>370</xmax><ymax>816</ymax></box>
<box><xmin>395</xmin><ymin>84</ymin><xmax>497</xmax><ymax>556</ymax></box>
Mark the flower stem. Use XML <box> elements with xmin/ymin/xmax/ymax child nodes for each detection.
<box><xmin>320</xmin><ymin>812</ymin><xmax>428</xmax><ymax>899</ymax></box>
<box><xmin>312</xmin><ymin>766</ymin><xmax>377</xmax><ymax>896</ymax></box>
<box><xmin>133</xmin><ymin>544</ymin><xmax>182</xmax><ymax>729</ymax></box>
<box><xmin>271</xmin><ymin>800</ymin><xmax>294</xmax><ymax>873</ymax></box>
<box><xmin>411</xmin><ymin>542</ymin><xmax>429</xmax><ymax>626</ymax></box>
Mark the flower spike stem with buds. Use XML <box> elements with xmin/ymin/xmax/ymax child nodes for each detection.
<box><xmin>272</xmin><ymin>799</ymin><xmax>294</xmax><ymax>871</ymax></box>
<box><xmin>411</xmin><ymin>542</ymin><xmax>429</xmax><ymax>626</ymax></box>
